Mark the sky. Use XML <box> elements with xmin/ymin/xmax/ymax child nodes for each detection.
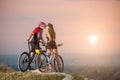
<box><xmin>0</xmin><ymin>0</ymin><xmax>120</xmax><ymax>66</ymax></box>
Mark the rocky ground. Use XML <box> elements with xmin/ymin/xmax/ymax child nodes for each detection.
<box><xmin>0</xmin><ymin>64</ymin><xmax>84</xmax><ymax>80</ymax></box>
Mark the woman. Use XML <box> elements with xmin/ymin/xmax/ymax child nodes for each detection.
<box><xmin>45</xmin><ymin>23</ymin><xmax>60</xmax><ymax>72</ymax></box>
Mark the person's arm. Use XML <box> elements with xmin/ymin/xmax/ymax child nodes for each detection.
<box><xmin>39</xmin><ymin>30</ymin><xmax>45</xmax><ymax>42</ymax></box>
<box><xmin>46</xmin><ymin>33</ymin><xmax>52</xmax><ymax>44</ymax></box>
<box><xmin>27</xmin><ymin>33</ymin><xmax>33</xmax><ymax>41</ymax></box>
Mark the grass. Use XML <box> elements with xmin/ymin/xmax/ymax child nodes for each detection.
<box><xmin>0</xmin><ymin>72</ymin><xmax>65</xmax><ymax>80</ymax></box>
<box><xmin>0</xmin><ymin>64</ymin><xmax>86</xmax><ymax>80</ymax></box>
<box><xmin>0</xmin><ymin>64</ymin><xmax>66</xmax><ymax>80</ymax></box>
<box><xmin>0</xmin><ymin>64</ymin><xmax>14</xmax><ymax>73</ymax></box>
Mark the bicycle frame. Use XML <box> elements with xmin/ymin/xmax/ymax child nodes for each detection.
<box><xmin>43</xmin><ymin>43</ymin><xmax>63</xmax><ymax>64</ymax></box>
<box><xmin>37</xmin><ymin>42</ymin><xmax>64</xmax><ymax>72</ymax></box>
<box><xmin>27</xmin><ymin>42</ymin><xmax>43</xmax><ymax>68</ymax></box>
<box><xmin>46</xmin><ymin>52</ymin><xmax>55</xmax><ymax>64</ymax></box>
<box><xmin>28</xmin><ymin>41</ymin><xmax>45</xmax><ymax>54</ymax></box>
<box><xmin>28</xmin><ymin>43</ymin><xmax>31</xmax><ymax>53</ymax></box>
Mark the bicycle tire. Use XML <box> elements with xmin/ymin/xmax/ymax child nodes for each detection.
<box><xmin>17</xmin><ymin>52</ymin><xmax>30</xmax><ymax>72</ymax></box>
<box><xmin>54</xmin><ymin>55</ymin><xmax>64</xmax><ymax>72</ymax></box>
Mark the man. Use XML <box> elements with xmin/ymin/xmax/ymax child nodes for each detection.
<box><xmin>27</xmin><ymin>22</ymin><xmax>46</xmax><ymax>60</ymax></box>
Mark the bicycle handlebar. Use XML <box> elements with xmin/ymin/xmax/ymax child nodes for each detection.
<box><xmin>28</xmin><ymin>40</ymin><xmax>44</xmax><ymax>44</ymax></box>
<box><xmin>57</xmin><ymin>43</ymin><xmax>63</xmax><ymax>47</ymax></box>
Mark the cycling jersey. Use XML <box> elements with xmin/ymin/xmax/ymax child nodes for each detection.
<box><xmin>32</xmin><ymin>27</ymin><xmax>43</xmax><ymax>40</ymax></box>
<box><xmin>31</xmin><ymin>27</ymin><xmax>43</xmax><ymax>51</ymax></box>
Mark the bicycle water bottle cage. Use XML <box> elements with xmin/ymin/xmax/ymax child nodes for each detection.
<box><xmin>35</xmin><ymin>49</ymin><xmax>40</xmax><ymax>54</ymax></box>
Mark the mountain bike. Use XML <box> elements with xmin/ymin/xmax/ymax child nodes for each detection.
<box><xmin>38</xmin><ymin>43</ymin><xmax>64</xmax><ymax>72</ymax></box>
<box><xmin>17</xmin><ymin>41</ymin><xmax>46</xmax><ymax>72</ymax></box>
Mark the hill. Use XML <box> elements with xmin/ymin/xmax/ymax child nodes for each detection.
<box><xmin>0</xmin><ymin>64</ymin><xmax>84</xmax><ymax>80</ymax></box>
<box><xmin>0</xmin><ymin>64</ymin><xmax>14</xmax><ymax>73</ymax></box>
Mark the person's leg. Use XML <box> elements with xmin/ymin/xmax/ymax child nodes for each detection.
<box><xmin>30</xmin><ymin>35</ymin><xmax>37</xmax><ymax>61</ymax></box>
<box><xmin>47</xmin><ymin>49</ymin><xmax>51</xmax><ymax>56</ymax></box>
<box><xmin>30</xmin><ymin>52</ymin><xmax>35</xmax><ymax>60</ymax></box>
<box><xmin>30</xmin><ymin>42</ymin><xmax>35</xmax><ymax>60</ymax></box>
<box><xmin>27</xmin><ymin>42</ymin><xmax>35</xmax><ymax>70</ymax></box>
<box><xmin>53</xmin><ymin>49</ymin><xmax>60</xmax><ymax>72</ymax></box>
<box><xmin>47</xmin><ymin>49</ymin><xmax>52</xmax><ymax>72</ymax></box>
<box><xmin>29</xmin><ymin>42</ymin><xmax>37</xmax><ymax>63</ymax></box>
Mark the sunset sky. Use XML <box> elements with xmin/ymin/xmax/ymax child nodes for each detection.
<box><xmin>0</xmin><ymin>0</ymin><xmax>120</xmax><ymax>65</ymax></box>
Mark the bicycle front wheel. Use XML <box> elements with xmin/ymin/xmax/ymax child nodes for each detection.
<box><xmin>17</xmin><ymin>52</ymin><xmax>30</xmax><ymax>72</ymax></box>
<box><xmin>54</xmin><ymin>55</ymin><xmax>64</xmax><ymax>72</ymax></box>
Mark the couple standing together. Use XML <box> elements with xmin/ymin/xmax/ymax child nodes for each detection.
<box><xmin>27</xmin><ymin>22</ymin><xmax>60</xmax><ymax>72</ymax></box>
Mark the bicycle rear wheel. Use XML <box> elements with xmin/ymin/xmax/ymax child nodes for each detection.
<box><xmin>54</xmin><ymin>55</ymin><xmax>64</xmax><ymax>72</ymax></box>
<box><xmin>17</xmin><ymin>52</ymin><xmax>30</xmax><ymax>72</ymax></box>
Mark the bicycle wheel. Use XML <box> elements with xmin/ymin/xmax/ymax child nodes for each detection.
<box><xmin>17</xmin><ymin>52</ymin><xmax>30</xmax><ymax>72</ymax></box>
<box><xmin>54</xmin><ymin>55</ymin><xmax>64</xmax><ymax>72</ymax></box>
<box><xmin>38</xmin><ymin>52</ymin><xmax>47</xmax><ymax>72</ymax></box>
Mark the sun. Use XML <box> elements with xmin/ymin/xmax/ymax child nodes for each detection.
<box><xmin>89</xmin><ymin>35</ymin><xmax>97</xmax><ymax>43</ymax></box>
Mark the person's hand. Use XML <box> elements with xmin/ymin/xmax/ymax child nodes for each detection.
<box><xmin>26</xmin><ymin>39</ymin><xmax>29</xmax><ymax>44</ymax></box>
<box><xmin>40</xmin><ymin>39</ymin><xmax>46</xmax><ymax>44</ymax></box>
<box><xmin>43</xmin><ymin>40</ymin><xmax>46</xmax><ymax>44</ymax></box>
<box><xmin>42</xmin><ymin>41</ymin><xmax>47</xmax><ymax>46</ymax></box>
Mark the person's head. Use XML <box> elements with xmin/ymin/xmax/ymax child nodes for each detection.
<box><xmin>47</xmin><ymin>23</ymin><xmax>54</xmax><ymax>31</ymax></box>
<box><xmin>39</xmin><ymin>22</ymin><xmax>46</xmax><ymax>29</ymax></box>
<box><xmin>47</xmin><ymin>23</ymin><xmax>56</xmax><ymax>39</ymax></box>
